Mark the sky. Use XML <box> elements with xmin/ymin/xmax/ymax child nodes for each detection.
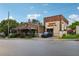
<box><xmin>0</xmin><ymin>3</ymin><xmax>79</xmax><ymax>24</ymax></box>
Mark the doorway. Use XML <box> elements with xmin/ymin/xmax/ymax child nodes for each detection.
<box><xmin>47</xmin><ymin>29</ymin><xmax>53</xmax><ymax>36</ymax></box>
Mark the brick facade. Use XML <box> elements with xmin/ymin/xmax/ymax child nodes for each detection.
<box><xmin>44</xmin><ymin>15</ymin><xmax>68</xmax><ymax>37</ymax></box>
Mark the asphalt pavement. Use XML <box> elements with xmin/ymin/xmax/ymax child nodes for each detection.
<box><xmin>0</xmin><ymin>38</ymin><xmax>78</xmax><ymax>56</ymax></box>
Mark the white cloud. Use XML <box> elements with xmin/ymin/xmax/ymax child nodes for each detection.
<box><xmin>4</xmin><ymin>16</ymin><xmax>15</xmax><ymax>20</ymax></box>
<box><xmin>26</xmin><ymin>14</ymin><xmax>41</xmax><ymax>20</ymax></box>
<box><xmin>9</xmin><ymin>16</ymin><xmax>14</xmax><ymax>19</ymax></box>
<box><xmin>68</xmin><ymin>14</ymin><xmax>79</xmax><ymax>24</ymax></box>
<box><xmin>69</xmin><ymin>14</ymin><xmax>79</xmax><ymax>20</ymax></box>
<box><xmin>77</xmin><ymin>6</ymin><xmax>79</xmax><ymax>10</ymax></box>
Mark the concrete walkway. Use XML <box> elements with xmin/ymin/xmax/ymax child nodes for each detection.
<box><xmin>32</xmin><ymin>37</ymin><xmax>59</xmax><ymax>40</ymax></box>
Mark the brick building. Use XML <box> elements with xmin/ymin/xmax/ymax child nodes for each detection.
<box><xmin>44</xmin><ymin>15</ymin><xmax>68</xmax><ymax>37</ymax></box>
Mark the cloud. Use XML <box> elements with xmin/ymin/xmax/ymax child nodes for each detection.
<box><xmin>4</xmin><ymin>16</ymin><xmax>15</xmax><ymax>20</ymax></box>
<box><xmin>68</xmin><ymin>14</ymin><xmax>79</xmax><ymax>24</ymax></box>
<box><xmin>26</xmin><ymin>14</ymin><xmax>41</xmax><ymax>20</ymax></box>
<box><xmin>77</xmin><ymin>6</ymin><xmax>79</xmax><ymax>10</ymax></box>
<box><xmin>69</xmin><ymin>14</ymin><xmax>79</xmax><ymax>20</ymax></box>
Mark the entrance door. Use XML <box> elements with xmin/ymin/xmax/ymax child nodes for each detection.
<box><xmin>47</xmin><ymin>29</ymin><xmax>53</xmax><ymax>36</ymax></box>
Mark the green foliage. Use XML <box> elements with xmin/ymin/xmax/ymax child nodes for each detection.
<box><xmin>19</xmin><ymin>22</ymin><xmax>27</xmax><ymax>26</ymax></box>
<box><xmin>9</xmin><ymin>33</ymin><xmax>26</xmax><ymax>38</ymax></box>
<box><xmin>32</xmin><ymin>19</ymin><xmax>40</xmax><ymax>24</ymax></box>
<box><xmin>0</xmin><ymin>19</ymin><xmax>19</xmax><ymax>36</ymax></box>
<box><xmin>0</xmin><ymin>19</ymin><xmax>43</xmax><ymax>38</ymax></box>
<box><xmin>62</xmin><ymin>34</ymin><xmax>79</xmax><ymax>39</ymax></box>
<box><xmin>68</xmin><ymin>21</ymin><xmax>79</xmax><ymax>29</ymax></box>
<box><xmin>0</xmin><ymin>34</ymin><xmax>5</xmax><ymax>38</ymax></box>
<box><xmin>9</xmin><ymin>33</ymin><xmax>17</xmax><ymax>38</ymax></box>
<box><xmin>9</xmin><ymin>33</ymin><xmax>35</xmax><ymax>38</ymax></box>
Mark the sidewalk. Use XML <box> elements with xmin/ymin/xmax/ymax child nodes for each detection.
<box><xmin>32</xmin><ymin>37</ymin><xmax>60</xmax><ymax>40</ymax></box>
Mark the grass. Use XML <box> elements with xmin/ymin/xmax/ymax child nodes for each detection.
<box><xmin>62</xmin><ymin>34</ymin><xmax>79</xmax><ymax>40</ymax></box>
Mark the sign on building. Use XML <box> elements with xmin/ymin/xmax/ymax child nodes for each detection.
<box><xmin>45</xmin><ymin>22</ymin><xmax>56</xmax><ymax>28</ymax></box>
<box><xmin>76</xmin><ymin>26</ymin><xmax>79</xmax><ymax>34</ymax></box>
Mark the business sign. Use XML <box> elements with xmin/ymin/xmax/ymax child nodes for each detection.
<box><xmin>45</xmin><ymin>22</ymin><xmax>56</xmax><ymax>28</ymax></box>
<box><xmin>48</xmin><ymin>23</ymin><xmax>56</xmax><ymax>27</ymax></box>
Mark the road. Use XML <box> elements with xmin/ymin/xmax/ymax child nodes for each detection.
<box><xmin>0</xmin><ymin>38</ymin><xmax>79</xmax><ymax>56</ymax></box>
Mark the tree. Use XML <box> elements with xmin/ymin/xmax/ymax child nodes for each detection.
<box><xmin>68</xmin><ymin>21</ymin><xmax>79</xmax><ymax>29</ymax></box>
<box><xmin>0</xmin><ymin>19</ymin><xmax>19</xmax><ymax>36</ymax></box>
<box><xmin>32</xmin><ymin>19</ymin><xmax>40</xmax><ymax>24</ymax></box>
<box><xmin>19</xmin><ymin>22</ymin><xmax>27</xmax><ymax>26</ymax></box>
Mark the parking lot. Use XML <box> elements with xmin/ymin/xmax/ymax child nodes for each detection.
<box><xmin>0</xmin><ymin>38</ymin><xmax>79</xmax><ymax>56</ymax></box>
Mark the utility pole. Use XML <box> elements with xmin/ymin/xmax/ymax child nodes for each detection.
<box><xmin>59</xmin><ymin>15</ymin><xmax>62</xmax><ymax>31</ymax></box>
<box><xmin>8</xmin><ymin>11</ymin><xmax>10</xmax><ymax>37</ymax></box>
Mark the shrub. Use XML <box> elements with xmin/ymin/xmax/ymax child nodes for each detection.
<box><xmin>67</xmin><ymin>30</ymin><xmax>75</xmax><ymax>34</ymax></box>
<box><xmin>9</xmin><ymin>33</ymin><xmax>17</xmax><ymax>38</ymax></box>
<box><xmin>15</xmin><ymin>33</ymin><xmax>26</xmax><ymax>38</ymax></box>
<box><xmin>0</xmin><ymin>35</ymin><xmax>5</xmax><ymax>38</ymax></box>
<box><xmin>62</xmin><ymin>34</ymin><xmax>79</xmax><ymax>39</ymax></box>
<box><xmin>0</xmin><ymin>32</ymin><xmax>5</xmax><ymax>38</ymax></box>
<box><xmin>76</xmin><ymin>34</ymin><xmax>79</xmax><ymax>38</ymax></box>
<box><xmin>9</xmin><ymin>33</ymin><xmax>36</xmax><ymax>38</ymax></box>
<box><xmin>62</xmin><ymin>34</ymin><xmax>66</xmax><ymax>38</ymax></box>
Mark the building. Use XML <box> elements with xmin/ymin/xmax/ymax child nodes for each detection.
<box><xmin>12</xmin><ymin>21</ymin><xmax>44</xmax><ymax>37</ymax></box>
<box><xmin>76</xmin><ymin>26</ymin><xmax>79</xmax><ymax>34</ymax></box>
<box><xmin>44</xmin><ymin>15</ymin><xmax>68</xmax><ymax>37</ymax></box>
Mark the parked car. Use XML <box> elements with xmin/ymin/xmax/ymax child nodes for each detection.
<box><xmin>41</xmin><ymin>32</ymin><xmax>52</xmax><ymax>38</ymax></box>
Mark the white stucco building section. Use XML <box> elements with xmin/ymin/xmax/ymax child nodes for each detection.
<box><xmin>76</xmin><ymin>26</ymin><xmax>79</xmax><ymax>34</ymax></box>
